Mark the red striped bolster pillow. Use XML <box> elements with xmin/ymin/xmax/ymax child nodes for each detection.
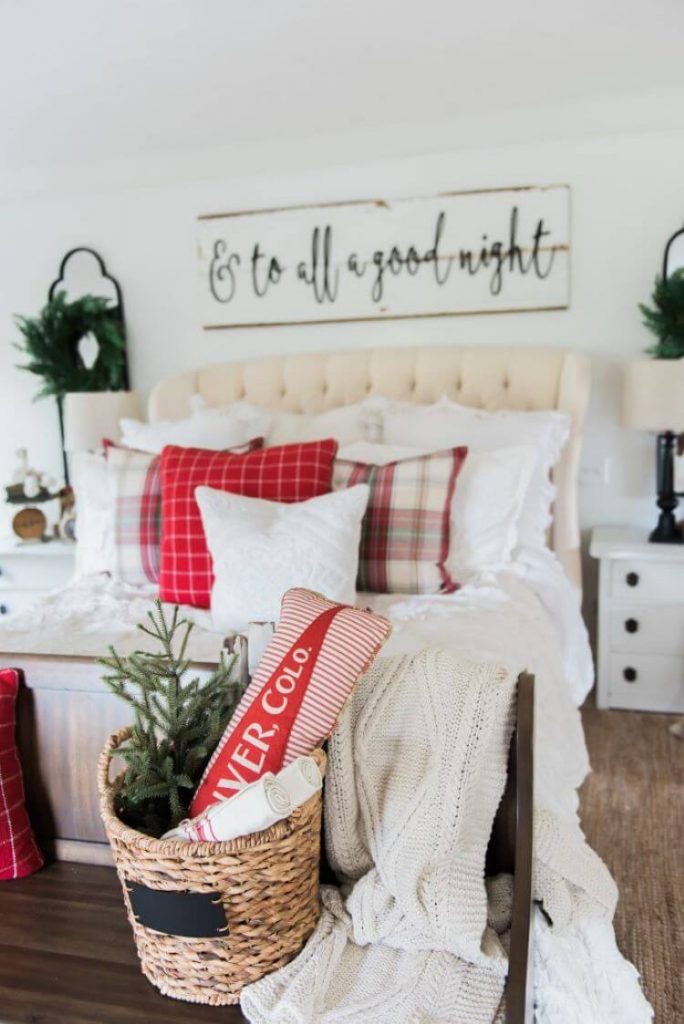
<box><xmin>190</xmin><ymin>588</ymin><xmax>392</xmax><ymax>815</ymax></box>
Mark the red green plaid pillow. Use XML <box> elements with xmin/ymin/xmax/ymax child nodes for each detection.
<box><xmin>108</xmin><ymin>439</ymin><xmax>262</xmax><ymax>585</ymax></box>
<box><xmin>333</xmin><ymin>447</ymin><xmax>468</xmax><ymax>594</ymax></box>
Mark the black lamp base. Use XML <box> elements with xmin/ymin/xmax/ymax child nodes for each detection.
<box><xmin>649</xmin><ymin>431</ymin><xmax>684</xmax><ymax>543</ymax></box>
<box><xmin>649</xmin><ymin>510</ymin><xmax>684</xmax><ymax>543</ymax></box>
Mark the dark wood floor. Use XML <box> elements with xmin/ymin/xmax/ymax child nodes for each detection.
<box><xmin>0</xmin><ymin>862</ymin><xmax>245</xmax><ymax>1024</ymax></box>
<box><xmin>3</xmin><ymin>703</ymin><xmax>680</xmax><ymax>1023</ymax></box>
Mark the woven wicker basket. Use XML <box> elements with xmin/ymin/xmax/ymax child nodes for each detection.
<box><xmin>98</xmin><ymin>727</ymin><xmax>325</xmax><ymax>1005</ymax></box>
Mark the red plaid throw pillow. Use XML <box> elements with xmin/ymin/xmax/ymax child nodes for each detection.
<box><xmin>108</xmin><ymin>439</ymin><xmax>262</xmax><ymax>585</ymax></box>
<box><xmin>159</xmin><ymin>439</ymin><xmax>338</xmax><ymax>608</ymax></box>
<box><xmin>0</xmin><ymin>669</ymin><xmax>43</xmax><ymax>880</ymax></box>
<box><xmin>333</xmin><ymin>447</ymin><xmax>468</xmax><ymax>594</ymax></box>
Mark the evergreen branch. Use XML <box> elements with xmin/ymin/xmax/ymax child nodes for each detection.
<box><xmin>99</xmin><ymin>600</ymin><xmax>247</xmax><ymax>836</ymax></box>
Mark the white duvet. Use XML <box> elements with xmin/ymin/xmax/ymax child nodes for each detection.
<box><xmin>0</xmin><ymin>551</ymin><xmax>652</xmax><ymax>1021</ymax></box>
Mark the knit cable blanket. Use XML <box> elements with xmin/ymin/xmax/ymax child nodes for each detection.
<box><xmin>241</xmin><ymin>650</ymin><xmax>630</xmax><ymax>1024</ymax></box>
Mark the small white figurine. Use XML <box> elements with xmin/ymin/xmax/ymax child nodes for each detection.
<box><xmin>10</xmin><ymin>448</ymin><xmax>30</xmax><ymax>485</ymax></box>
<box><xmin>40</xmin><ymin>472</ymin><xmax>60</xmax><ymax>495</ymax></box>
<box><xmin>8</xmin><ymin>449</ymin><xmax>61</xmax><ymax>499</ymax></box>
<box><xmin>22</xmin><ymin>472</ymin><xmax>40</xmax><ymax>499</ymax></box>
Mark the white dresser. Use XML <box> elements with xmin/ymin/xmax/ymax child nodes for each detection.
<box><xmin>590</xmin><ymin>526</ymin><xmax>684</xmax><ymax>712</ymax></box>
<box><xmin>0</xmin><ymin>538</ymin><xmax>75</xmax><ymax>620</ymax></box>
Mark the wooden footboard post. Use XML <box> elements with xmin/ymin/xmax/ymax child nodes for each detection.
<box><xmin>505</xmin><ymin>671</ymin><xmax>535</xmax><ymax>1024</ymax></box>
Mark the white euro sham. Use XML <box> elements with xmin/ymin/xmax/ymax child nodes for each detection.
<box><xmin>119</xmin><ymin>395</ymin><xmax>270</xmax><ymax>454</ymax></box>
<box><xmin>379</xmin><ymin>397</ymin><xmax>570</xmax><ymax>550</ymax></box>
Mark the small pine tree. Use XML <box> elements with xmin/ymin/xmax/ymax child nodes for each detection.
<box><xmin>639</xmin><ymin>268</ymin><xmax>684</xmax><ymax>359</ymax></box>
<box><xmin>99</xmin><ymin>601</ymin><xmax>246</xmax><ymax>837</ymax></box>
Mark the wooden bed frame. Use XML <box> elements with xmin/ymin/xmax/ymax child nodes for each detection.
<box><xmin>499</xmin><ymin>671</ymin><xmax>535</xmax><ymax>1024</ymax></box>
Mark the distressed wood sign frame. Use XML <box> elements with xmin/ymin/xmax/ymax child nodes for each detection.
<box><xmin>197</xmin><ymin>184</ymin><xmax>570</xmax><ymax>328</ymax></box>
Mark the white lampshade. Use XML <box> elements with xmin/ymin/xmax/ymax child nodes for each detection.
<box><xmin>622</xmin><ymin>359</ymin><xmax>684</xmax><ymax>432</ymax></box>
<box><xmin>63</xmin><ymin>390</ymin><xmax>142</xmax><ymax>451</ymax></box>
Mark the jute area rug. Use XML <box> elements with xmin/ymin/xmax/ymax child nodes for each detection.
<box><xmin>580</xmin><ymin>701</ymin><xmax>683</xmax><ymax>1022</ymax></box>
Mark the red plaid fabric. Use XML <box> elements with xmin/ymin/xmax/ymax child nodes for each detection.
<box><xmin>109</xmin><ymin>439</ymin><xmax>262</xmax><ymax>585</ymax></box>
<box><xmin>159</xmin><ymin>439</ymin><xmax>338</xmax><ymax>608</ymax></box>
<box><xmin>333</xmin><ymin>447</ymin><xmax>468</xmax><ymax>594</ymax></box>
<box><xmin>0</xmin><ymin>669</ymin><xmax>43</xmax><ymax>881</ymax></box>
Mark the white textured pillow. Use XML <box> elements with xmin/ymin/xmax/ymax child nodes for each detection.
<box><xmin>267</xmin><ymin>402</ymin><xmax>377</xmax><ymax>447</ymax></box>
<box><xmin>337</xmin><ymin>442</ymin><xmax>536</xmax><ymax>581</ymax></box>
<box><xmin>196</xmin><ymin>483</ymin><xmax>370</xmax><ymax>631</ymax></box>
<box><xmin>380</xmin><ymin>398</ymin><xmax>570</xmax><ymax>550</ymax></box>
<box><xmin>71</xmin><ymin>451</ymin><xmax>114</xmax><ymax>578</ymax></box>
<box><xmin>120</xmin><ymin>396</ymin><xmax>270</xmax><ymax>454</ymax></box>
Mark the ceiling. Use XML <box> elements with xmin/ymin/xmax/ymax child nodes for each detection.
<box><xmin>1</xmin><ymin>0</ymin><xmax>683</xmax><ymax>183</ymax></box>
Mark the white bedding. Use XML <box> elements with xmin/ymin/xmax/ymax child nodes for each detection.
<box><xmin>0</xmin><ymin>555</ymin><xmax>651</xmax><ymax>1021</ymax></box>
<box><xmin>0</xmin><ymin>576</ymin><xmax>224</xmax><ymax>661</ymax></box>
<box><xmin>0</xmin><ymin>547</ymin><xmax>591</xmax><ymax>694</ymax></box>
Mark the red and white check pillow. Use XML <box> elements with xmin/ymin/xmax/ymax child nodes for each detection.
<box><xmin>0</xmin><ymin>669</ymin><xmax>43</xmax><ymax>881</ymax></box>
<box><xmin>333</xmin><ymin>446</ymin><xmax>468</xmax><ymax>594</ymax></box>
<box><xmin>159</xmin><ymin>440</ymin><xmax>338</xmax><ymax>608</ymax></box>
<box><xmin>191</xmin><ymin>588</ymin><xmax>392</xmax><ymax>815</ymax></box>
<box><xmin>108</xmin><ymin>439</ymin><xmax>262</xmax><ymax>585</ymax></box>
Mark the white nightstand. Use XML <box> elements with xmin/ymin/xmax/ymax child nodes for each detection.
<box><xmin>0</xmin><ymin>538</ymin><xmax>75</xmax><ymax>620</ymax></box>
<box><xmin>590</xmin><ymin>526</ymin><xmax>684</xmax><ymax>713</ymax></box>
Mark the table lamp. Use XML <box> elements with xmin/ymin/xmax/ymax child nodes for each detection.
<box><xmin>63</xmin><ymin>390</ymin><xmax>142</xmax><ymax>452</ymax></box>
<box><xmin>623</xmin><ymin>359</ymin><xmax>684</xmax><ymax>543</ymax></box>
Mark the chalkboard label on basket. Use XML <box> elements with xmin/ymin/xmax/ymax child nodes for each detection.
<box><xmin>127</xmin><ymin>882</ymin><xmax>228</xmax><ymax>938</ymax></box>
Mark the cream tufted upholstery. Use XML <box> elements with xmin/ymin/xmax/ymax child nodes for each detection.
<box><xmin>149</xmin><ymin>346</ymin><xmax>590</xmax><ymax>590</ymax></box>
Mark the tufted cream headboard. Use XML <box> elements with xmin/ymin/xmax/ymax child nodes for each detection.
<box><xmin>149</xmin><ymin>346</ymin><xmax>591</xmax><ymax>591</ymax></box>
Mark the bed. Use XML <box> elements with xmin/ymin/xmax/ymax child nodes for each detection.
<box><xmin>0</xmin><ymin>345</ymin><xmax>651</xmax><ymax>1023</ymax></box>
<box><xmin>0</xmin><ymin>345</ymin><xmax>588</xmax><ymax>853</ymax></box>
<box><xmin>0</xmin><ymin>345</ymin><xmax>588</xmax><ymax>846</ymax></box>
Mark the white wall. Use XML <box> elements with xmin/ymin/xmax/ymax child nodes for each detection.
<box><xmin>1</xmin><ymin>124</ymin><xmax>682</xmax><ymax>616</ymax></box>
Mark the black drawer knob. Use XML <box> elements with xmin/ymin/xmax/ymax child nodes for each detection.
<box><xmin>625</xmin><ymin>572</ymin><xmax>639</xmax><ymax>587</ymax></box>
<box><xmin>625</xmin><ymin>618</ymin><xmax>639</xmax><ymax>634</ymax></box>
<box><xmin>0</xmin><ymin>604</ymin><xmax>7</xmax><ymax>616</ymax></box>
<box><xmin>623</xmin><ymin>666</ymin><xmax>637</xmax><ymax>683</ymax></box>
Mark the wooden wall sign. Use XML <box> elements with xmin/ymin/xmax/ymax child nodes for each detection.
<box><xmin>197</xmin><ymin>184</ymin><xmax>570</xmax><ymax>328</ymax></box>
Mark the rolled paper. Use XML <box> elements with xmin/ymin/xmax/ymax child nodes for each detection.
<box><xmin>277</xmin><ymin>756</ymin><xmax>322</xmax><ymax>810</ymax></box>
<box><xmin>163</xmin><ymin>773</ymin><xmax>292</xmax><ymax>844</ymax></box>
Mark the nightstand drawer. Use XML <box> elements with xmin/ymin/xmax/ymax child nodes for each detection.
<box><xmin>0</xmin><ymin>589</ymin><xmax>44</xmax><ymax>619</ymax></box>
<box><xmin>609</xmin><ymin>559</ymin><xmax>684</xmax><ymax>603</ymax></box>
<box><xmin>609</xmin><ymin>653</ymin><xmax>684</xmax><ymax>712</ymax></box>
<box><xmin>608</xmin><ymin>605</ymin><xmax>684</xmax><ymax>654</ymax></box>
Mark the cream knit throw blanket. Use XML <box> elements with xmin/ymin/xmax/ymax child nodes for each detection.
<box><xmin>241</xmin><ymin>651</ymin><xmax>615</xmax><ymax>1024</ymax></box>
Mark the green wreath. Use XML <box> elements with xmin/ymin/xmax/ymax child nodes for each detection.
<box><xmin>639</xmin><ymin>268</ymin><xmax>684</xmax><ymax>360</ymax></box>
<box><xmin>15</xmin><ymin>290</ymin><xmax>127</xmax><ymax>399</ymax></box>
